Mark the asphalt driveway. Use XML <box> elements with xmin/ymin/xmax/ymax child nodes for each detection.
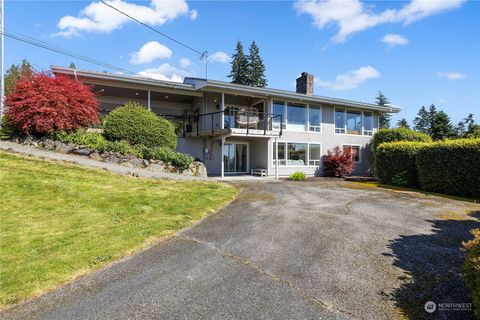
<box><xmin>2</xmin><ymin>179</ymin><xmax>479</xmax><ymax>320</ymax></box>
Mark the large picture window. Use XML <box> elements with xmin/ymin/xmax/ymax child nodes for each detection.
<box><xmin>346</xmin><ymin>111</ymin><xmax>362</xmax><ymax>135</ymax></box>
<box><xmin>272</xmin><ymin>142</ymin><xmax>321</xmax><ymax>166</ymax></box>
<box><xmin>309</xmin><ymin>105</ymin><xmax>321</xmax><ymax>132</ymax></box>
<box><xmin>287</xmin><ymin>103</ymin><xmax>307</xmax><ymax>131</ymax></box>
<box><xmin>363</xmin><ymin>112</ymin><xmax>373</xmax><ymax>136</ymax></box>
<box><xmin>273</xmin><ymin>100</ymin><xmax>286</xmax><ymax>130</ymax></box>
<box><xmin>335</xmin><ymin>108</ymin><xmax>346</xmax><ymax>133</ymax></box>
<box><xmin>335</xmin><ymin>108</ymin><xmax>375</xmax><ymax>136</ymax></box>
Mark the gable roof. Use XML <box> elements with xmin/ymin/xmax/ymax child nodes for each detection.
<box><xmin>51</xmin><ymin>66</ymin><xmax>400</xmax><ymax>113</ymax></box>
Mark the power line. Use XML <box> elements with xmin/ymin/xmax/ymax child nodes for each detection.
<box><xmin>1</xmin><ymin>28</ymin><xmax>140</xmax><ymax>76</ymax></box>
<box><xmin>98</xmin><ymin>0</ymin><xmax>205</xmax><ymax>56</ymax></box>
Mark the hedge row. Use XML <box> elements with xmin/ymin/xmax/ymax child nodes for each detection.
<box><xmin>372</xmin><ymin>128</ymin><xmax>432</xmax><ymax>152</ymax></box>
<box><xmin>462</xmin><ymin>229</ymin><xmax>480</xmax><ymax>319</ymax></box>
<box><xmin>375</xmin><ymin>139</ymin><xmax>480</xmax><ymax>198</ymax></box>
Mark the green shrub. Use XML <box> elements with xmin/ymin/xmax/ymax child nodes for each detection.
<box><xmin>288</xmin><ymin>171</ymin><xmax>306</xmax><ymax>181</ymax></box>
<box><xmin>416</xmin><ymin>139</ymin><xmax>480</xmax><ymax>198</ymax></box>
<box><xmin>462</xmin><ymin>229</ymin><xmax>480</xmax><ymax>319</ymax></box>
<box><xmin>0</xmin><ymin>115</ymin><xmax>15</xmax><ymax>140</ymax></box>
<box><xmin>372</xmin><ymin>128</ymin><xmax>431</xmax><ymax>152</ymax></box>
<box><xmin>103</xmin><ymin>102</ymin><xmax>177</xmax><ymax>149</ymax></box>
<box><xmin>375</xmin><ymin>141</ymin><xmax>427</xmax><ymax>187</ymax></box>
<box><xmin>54</xmin><ymin>130</ymin><xmax>108</xmax><ymax>151</ymax></box>
<box><xmin>142</xmin><ymin>146</ymin><xmax>193</xmax><ymax>171</ymax></box>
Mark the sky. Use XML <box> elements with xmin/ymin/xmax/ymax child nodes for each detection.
<box><xmin>3</xmin><ymin>0</ymin><xmax>480</xmax><ymax>125</ymax></box>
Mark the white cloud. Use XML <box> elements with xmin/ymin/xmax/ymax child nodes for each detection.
<box><xmin>381</xmin><ymin>33</ymin><xmax>408</xmax><ymax>46</ymax></box>
<box><xmin>294</xmin><ymin>0</ymin><xmax>465</xmax><ymax>42</ymax></box>
<box><xmin>208</xmin><ymin>51</ymin><xmax>231</xmax><ymax>64</ymax></box>
<box><xmin>138</xmin><ymin>63</ymin><xmax>189</xmax><ymax>82</ymax></box>
<box><xmin>56</xmin><ymin>0</ymin><xmax>196</xmax><ymax>36</ymax></box>
<box><xmin>437</xmin><ymin>71</ymin><xmax>466</xmax><ymax>80</ymax></box>
<box><xmin>316</xmin><ymin>66</ymin><xmax>380</xmax><ymax>90</ymax></box>
<box><xmin>130</xmin><ymin>41</ymin><xmax>172</xmax><ymax>64</ymax></box>
<box><xmin>179</xmin><ymin>58</ymin><xmax>191</xmax><ymax>68</ymax></box>
<box><xmin>190</xmin><ymin>9</ymin><xmax>198</xmax><ymax>20</ymax></box>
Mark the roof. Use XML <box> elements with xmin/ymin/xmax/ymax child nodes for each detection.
<box><xmin>51</xmin><ymin>66</ymin><xmax>400</xmax><ymax>113</ymax></box>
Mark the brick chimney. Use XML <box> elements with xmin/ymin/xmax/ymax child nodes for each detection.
<box><xmin>296</xmin><ymin>72</ymin><xmax>314</xmax><ymax>95</ymax></box>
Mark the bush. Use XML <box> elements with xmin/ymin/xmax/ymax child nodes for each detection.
<box><xmin>462</xmin><ymin>229</ymin><xmax>480</xmax><ymax>319</ymax></box>
<box><xmin>324</xmin><ymin>146</ymin><xmax>353</xmax><ymax>177</ymax></box>
<box><xmin>288</xmin><ymin>171</ymin><xmax>306</xmax><ymax>181</ymax></box>
<box><xmin>141</xmin><ymin>146</ymin><xmax>193</xmax><ymax>171</ymax></box>
<box><xmin>416</xmin><ymin>139</ymin><xmax>480</xmax><ymax>198</ymax></box>
<box><xmin>0</xmin><ymin>116</ymin><xmax>15</xmax><ymax>140</ymax></box>
<box><xmin>5</xmin><ymin>73</ymin><xmax>99</xmax><ymax>135</ymax></box>
<box><xmin>372</xmin><ymin>128</ymin><xmax>431</xmax><ymax>152</ymax></box>
<box><xmin>104</xmin><ymin>102</ymin><xmax>177</xmax><ymax>149</ymax></box>
<box><xmin>375</xmin><ymin>141</ymin><xmax>427</xmax><ymax>187</ymax></box>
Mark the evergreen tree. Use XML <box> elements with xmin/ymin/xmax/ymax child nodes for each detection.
<box><xmin>375</xmin><ymin>91</ymin><xmax>391</xmax><ymax>128</ymax></box>
<box><xmin>5</xmin><ymin>59</ymin><xmax>34</xmax><ymax>96</ymax></box>
<box><xmin>463</xmin><ymin>113</ymin><xmax>480</xmax><ymax>138</ymax></box>
<box><xmin>454</xmin><ymin>120</ymin><xmax>466</xmax><ymax>138</ymax></box>
<box><xmin>247</xmin><ymin>41</ymin><xmax>267</xmax><ymax>87</ymax></box>
<box><xmin>228</xmin><ymin>41</ymin><xmax>249</xmax><ymax>85</ymax></box>
<box><xmin>397</xmin><ymin>118</ymin><xmax>410</xmax><ymax>129</ymax></box>
<box><xmin>413</xmin><ymin>106</ymin><xmax>430</xmax><ymax>134</ymax></box>
<box><xmin>431</xmin><ymin>110</ymin><xmax>453</xmax><ymax>140</ymax></box>
<box><xmin>69</xmin><ymin>62</ymin><xmax>76</xmax><ymax>69</ymax></box>
<box><xmin>427</xmin><ymin>104</ymin><xmax>438</xmax><ymax>136</ymax></box>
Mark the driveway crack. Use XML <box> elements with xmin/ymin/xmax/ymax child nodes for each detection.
<box><xmin>175</xmin><ymin>234</ymin><xmax>365</xmax><ymax>320</ymax></box>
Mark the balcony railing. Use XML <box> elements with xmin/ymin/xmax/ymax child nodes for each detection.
<box><xmin>183</xmin><ymin>109</ymin><xmax>283</xmax><ymax>137</ymax></box>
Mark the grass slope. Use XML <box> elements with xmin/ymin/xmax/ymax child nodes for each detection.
<box><xmin>0</xmin><ymin>152</ymin><xmax>237</xmax><ymax>308</ymax></box>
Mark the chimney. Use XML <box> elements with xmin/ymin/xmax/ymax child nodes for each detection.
<box><xmin>296</xmin><ymin>72</ymin><xmax>314</xmax><ymax>95</ymax></box>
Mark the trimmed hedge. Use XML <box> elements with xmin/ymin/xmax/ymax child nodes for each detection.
<box><xmin>416</xmin><ymin>139</ymin><xmax>480</xmax><ymax>198</ymax></box>
<box><xmin>372</xmin><ymin>128</ymin><xmax>431</xmax><ymax>152</ymax></box>
<box><xmin>375</xmin><ymin>141</ymin><xmax>427</xmax><ymax>187</ymax></box>
<box><xmin>462</xmin><ymin>229</ymin><xmax>480</xmax><ymax>319</ymax></box>
<box><xmin>104</xmin><ymin>102</ymin><xmax>177</xmax><ymax>149</ymax></box>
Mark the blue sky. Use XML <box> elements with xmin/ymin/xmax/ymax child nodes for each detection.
<box><xmin>4</xmin><ymin>0</ymin><xmax>479</xmax><ymax>125</ymax></box>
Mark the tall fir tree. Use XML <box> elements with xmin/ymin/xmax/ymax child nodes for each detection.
<box><xmin>375</xmin><ymin>91</ymin><xmax>391</xmax><ymax>128</ymax></box>
<box><xmin>431</xmin><ymin>110</ymin><xmax>453</xmax><ymax>140</ymax></box>
<box><xmin>247</xmin><ymin>41</ymin><xmax>267</xmax><ymax>87</ymax></box>
<box><xmin>397</xmin><ymin>118</ymin><xmax>410</xmax><ymax>129</ymax></box>
<box><xmin>228</xmin><ymin>41</ymin><xmax>249</xmax><ymax>85</ymax></box>
<box><xmin>5</xmin><ymin>59</ymin><xmax>34</xmax><ymax>96</ymax></box>
<box><xmin>413</xmin><ymin>106</ymin><xmax>430</xmax><ymax>134</ymax></box>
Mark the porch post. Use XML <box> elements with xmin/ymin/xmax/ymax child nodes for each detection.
<box><xmin>221</xmin><ymin>137</ymin><xmax>225</xmax><ymax>179</ymax></box>
<box><xmin>147</xmin><ymin>90</ymin><xmax>151</xmax><ymax>111</ymax></box>
<box><xmin>275</xmin><ymin>137</ymin><xmax>279</xmax><ymax>180</ymax></box>
<box><xmin>221</xmin><ymin>92</ymin><xmax>225</xmax><ymax>129</ymax></box>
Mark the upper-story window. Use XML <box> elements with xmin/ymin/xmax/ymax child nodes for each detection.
<box><xmin>309</xmin><ymin>105</ymin><xmax>321</xmax><ymax>132</ymax></box>
<box><xmin>363</xmin><ymin>112</ymin><xmax>373</xmax><ymax>136</ymax></box>
<box><xmin>273</xmin><ymin>101</ymin><xmax>321</xmax><ymax>133</ymax></box>
<box><xmin>335</xmin><ymin>108</ymin><xmax>375</xmax><ymax>136</ymax></box>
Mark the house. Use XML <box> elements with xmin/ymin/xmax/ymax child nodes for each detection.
<box><xmin>52</xmin><ymin>66</ymin><xmax>400</xmax><ymax>178</ymax></box>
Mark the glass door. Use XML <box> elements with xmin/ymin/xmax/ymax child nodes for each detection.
<box><xmin>223</xmin><ymin>143</ymin><xmax>248</xmax><ymax>173</ymax></box>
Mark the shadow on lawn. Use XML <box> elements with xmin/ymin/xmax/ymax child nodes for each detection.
<box><xmin>387</xmin><ymin>210</ymin><xmax>480</xmax><ymax>320</ymax></box>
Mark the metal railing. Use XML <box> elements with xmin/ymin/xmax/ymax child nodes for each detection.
<box><xmin>183</xmin><ymin>109</ymin><xmax>283</xmax><ymax>137</ymax></box>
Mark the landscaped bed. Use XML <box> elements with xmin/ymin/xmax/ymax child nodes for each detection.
<box><xmin>0</xmin><ymin>151</ymin><xmax>237</xmax><ymax>309</ymax></box>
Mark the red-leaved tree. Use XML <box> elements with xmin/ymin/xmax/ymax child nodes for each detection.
<box><xmin>5</xmin><ymin>73</ymin><xmax>99</xmax><ymax>135</ymax></box>
<box><xmin>323</xmin><ymin>146</ymin><xmax>354</xmax><ymax>177</ymax></box>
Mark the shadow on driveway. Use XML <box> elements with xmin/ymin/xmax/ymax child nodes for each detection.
<box><xmin>387</xmin><ymin>210</ymin><xmax>480</xmax><ymax>319</ymax></box>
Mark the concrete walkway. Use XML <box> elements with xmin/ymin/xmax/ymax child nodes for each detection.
<box><xmin>0</xmin><ymin>141</ymin><xmax>205</xmax><ymax>181</ymax></box>
<box><xmin>2</xmin><ymin>180</ymin><xmax>479</xmax><ymax>320</ymax></box>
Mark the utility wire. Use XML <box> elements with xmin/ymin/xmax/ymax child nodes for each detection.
<box><xmin>98</xmin><ymin>0</ymin><xmax>205</xmax><ymax>56</ymax></box>
<box><xmin>1</xmin><ymin>28</ymin><xmax>141</xmax><ymax>76</ymax></box>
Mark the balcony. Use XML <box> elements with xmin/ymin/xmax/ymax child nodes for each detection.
<box><xmin>183</xmin><ymin>108</ymin><xmax>283</xmax><ymax>138</ymax></box>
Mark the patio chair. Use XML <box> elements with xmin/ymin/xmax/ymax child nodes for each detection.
<box><xmin>236</xmin><ymin>107</ymin><xmax>259</xmax><ymax>129</ymax></box>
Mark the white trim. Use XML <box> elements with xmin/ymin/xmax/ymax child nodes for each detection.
<box><xmin>223</xmin><ymin>141</ymin><xmax>250</xmax><ymax>174</ymax></box>
<box><xmin>272</xmin><ymin>100</ymin><xmax>323</xmax><ymax>134</ymax></box>
<box><xmin>342</xmin><ymin>144</ymin><xmax>362</xmax><ymax>163</ymax></box>
<box><xmin>272</xmin><ymin>141</ymin><xmax>322</xmax><ymax>167</ymax></box>
<box><xmin>334</xmin><ymin>107</ymin><xmax>377</xmax><ymax>137</ymax></box>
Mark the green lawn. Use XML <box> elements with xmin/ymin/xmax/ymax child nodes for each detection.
<box><xmin>0</xmin><ymin>152</ymin><xmax>237</xmax><ymax>308</ymax></box>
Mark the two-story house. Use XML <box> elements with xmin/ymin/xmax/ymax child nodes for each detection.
<box><xmin>52</xmin><ymin>66</ymin><xmax>400</xmax><ymax>178</ymax></box>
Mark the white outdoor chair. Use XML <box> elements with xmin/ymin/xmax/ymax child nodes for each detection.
<box><xmin>236</xmin><ymin>107</ymin><xmax>259</xmax><ymax>129</ymax></box>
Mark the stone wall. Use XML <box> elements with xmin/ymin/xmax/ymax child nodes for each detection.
<box><xmin>15</xmin><ymin>136</ymin><xmax>208</xmax><ymax>178</ymax></box>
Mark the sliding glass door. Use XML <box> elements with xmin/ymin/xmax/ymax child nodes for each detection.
<box><xmin>223</xmin><ymin>143</ymin><xmax>248</xmax><ymax>173</ymax></box>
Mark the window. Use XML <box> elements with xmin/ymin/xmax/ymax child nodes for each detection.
<box><xmin>309</xmin><ymin>144</ymin><xmax>321</xmax><ymax>165</ymax></box>
<box><xmin>343</xmin><ymin>145</ymin><xmax>360</xmax><ymax>162</ymax></box>
<box><xmin>273</xmin><ymin>101</ymin><xmax>286</xmax><ymax>130</ymax></box>
<box><xmin>346</xmin><ymin>111</ymin><xmax>362</xmax><ymax>135</ymax></box>
<box><xmin>272</xmin><ymin>142</ymin><xmax>320</xmax><ymax>166</ymax></box>
<box><xmin>363</xmin><ymin>112</ymin><xmax>373</xmax><ymax>136</ymax></box>
<box><xmin>272</xmin><ymin>141</ymin><xmax>286</xmax><ymax>165</ymax></box>
<box><xmin>309</xmin><ymin>105</ymin><xmax>321</xmax><ymax>132</ymax></box>
<box><xmin>287</xmin><ymin>103</ymin><xmax>307</xmax><ymax>131</ymax></box>
<box><xmin>335</xmin><ymin>108</ymin><xmax>346</xmax><ymax>133</ymax></box>
<box><xmin>287</xmin><ymin>143</ymin><xmax>307</xmax><ymax>165</ymax></box>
